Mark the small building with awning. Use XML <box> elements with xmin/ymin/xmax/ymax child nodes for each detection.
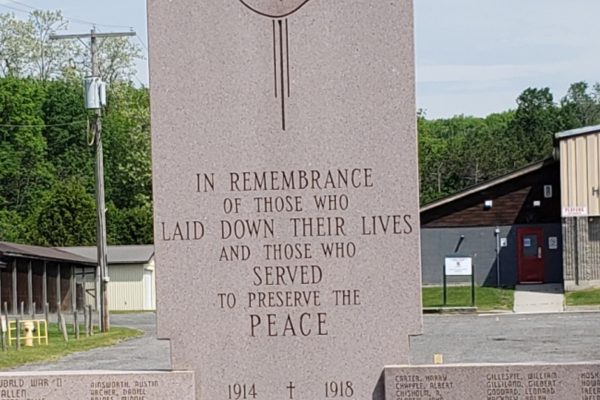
<box><xmin>0</xmin><ymin>242</ymin><xmax>97</xmax><ymax>314</ymax></box>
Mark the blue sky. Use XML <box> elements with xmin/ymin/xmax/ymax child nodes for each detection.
<box><xmin>416</xmin><ymin>0</ymin><xmax>600</xmax><ymax>118</ymax></box>
<box><xmin>3</xmin><ymin>0</ymin><xmax>600</xmax><ymax>119</ymax></box>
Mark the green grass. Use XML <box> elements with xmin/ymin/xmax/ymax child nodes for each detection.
<box><xmin>0</xmin><ymin>323</ymin><xmax>142</xmax><ymax>370</ymax></box>
<box><xmin>566</xmin><ymin>288</ymin><xmax>600</xmax><ymax>306</ymax></box>
<box><xmin>423</xmin><ymin>286</ymin><xmax>515</xmax><ymax>311</ymax></box>
<box><xmin>109</xmin><ymin>310</ymin><xmax>154</xmax><ymax>315</ymax></box>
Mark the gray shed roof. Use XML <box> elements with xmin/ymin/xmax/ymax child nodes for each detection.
<box><xmin>60</xmin><ymin>245</ymin><xmax>154</xmax><ymax>265</ymax></box>
<box><xmin>0</xmin><ymin>242</ymin><xmax>96</xmax><ymax>265</ymax></box>
<box><xmin>555</xmin><ymin>124</ymin><xmax>600</xmax><ymax>140</ymax></box>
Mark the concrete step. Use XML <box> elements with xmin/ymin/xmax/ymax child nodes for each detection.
<box><xmin>513</xmin><ymin>284</ymin><xmax>564</xmax><ymax>313</ymax></box>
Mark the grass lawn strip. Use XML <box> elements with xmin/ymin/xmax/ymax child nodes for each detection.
<box><xmin>565</xmin><ymin>288</ymin><xmax>600</xmax><ymax>306</ymax></box>
<box><xmin>422</xmin><ymin>286</ymin><xmax>515</xmax><ymax>311</ymax></box>
<box><xmin>0</xmin><ymin>323</ymin><xmax>142</xmax><ymax>370</ymax></box>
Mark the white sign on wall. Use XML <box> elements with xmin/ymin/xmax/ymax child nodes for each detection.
<box><xmin>562</xmin><ymin>206</ymin><xmax>588</xmax><ymax>217</ymax></box>
<box><xmin>549</xmin><ymin>237</ymin><xmax>558</xmax><ymax>250</ymax></box>
<box><xmin>445</xmin><ymin>257</ymin><xmax>473</xmax><ymax>276</ymax></box>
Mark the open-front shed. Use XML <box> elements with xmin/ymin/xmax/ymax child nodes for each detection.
<box><xmin>0</xmin><ymin>242</ymin><xmax>97</xmax><ymax>314</ymax></box>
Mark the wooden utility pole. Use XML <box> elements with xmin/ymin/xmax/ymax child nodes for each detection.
<box><xmin>50</xmin><ymin>29</ymin><xmax>135</xmax><ymax>332</ymax></box>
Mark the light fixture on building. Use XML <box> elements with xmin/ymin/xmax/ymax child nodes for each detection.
<box><xmin>484</xmin><ymin>200</ymin><xmax>493</xmax><ymax>209</ymax></box>
<box><xmin>533</xmin><ymin>200</ymin><xmax>541</xmax><ymax>207</ymax></box>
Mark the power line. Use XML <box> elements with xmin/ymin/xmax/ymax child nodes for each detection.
<box><xmin>0</xmin><ymin>120</ymin><xmax>87</xmax><ymax>128</ymax></box>
<box><xmin>5</xmin><ymin>0</ymin><xmax>34</xmax><ymax>10</ymax></box>
<box><xmin>1</xmin><ymin>0</ymin><xmax>134</xmax><ymax>30</ymax></box>
<box><xmin>8</xmin><ymin>0</ymin><xmax>36</xmax><ymax>10</ymax></box>
<box><xmin>135</xmin><ymin>34</ymin><xmax>148</xmax><ymax>52</ymax></box>
<box><xmin>132</xmin><ymin>73</ymin><xmax>147</xmax><ymax>88</ymax></box>
<box><xmin>0</xmin><ymin>3</ymin><xmax>30</xmax><ymax>15</ymax></box>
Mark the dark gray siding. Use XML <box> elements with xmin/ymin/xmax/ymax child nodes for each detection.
<box><xmin>421</xmin><ymin>224</ymin><xmax>563</xmax><ymax>286</ymax></box>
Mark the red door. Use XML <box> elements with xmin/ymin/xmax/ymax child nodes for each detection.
<box><xmin>517</xmin><ymin>228</ymin><xmax>545</xmax><ymax>283</ymax></box>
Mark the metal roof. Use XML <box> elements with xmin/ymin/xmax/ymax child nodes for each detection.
<box><xmin>60</xmin><ymin>245</ymin><xmax>154</xmax><ymax>265</ymax></box>
<box><xmin>0</xmin><ymin>242</ymin><xmax>96</xmax><ymax>265</ymax></box>
<box><xmin>555</xmin><ymin>124</ymin><xmax>600</xmax><ymax>140</ymax></box>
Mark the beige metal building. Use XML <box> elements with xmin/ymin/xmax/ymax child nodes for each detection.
<box><xmin>556</xmin><ymin>125</ymin><xmax>600</xmax><ymax>289</ymax></box>
<box><xmin>62</xmin><ymin>245</ymin><xmax>156</xmax><ymax>311</ymax></box>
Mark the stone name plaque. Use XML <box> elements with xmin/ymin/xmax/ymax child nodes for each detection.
<box><xmin>0</xmin><ymin>371</ymin><xmax>194</xmax><ymax>400</ymax></box>
<box><xmin>385</xmin><ymin>363</ymin><xmax>600</xmax><ymax>400</ymax></box>
<box><xmin>148</xmin><ymin>0</ymin><xmax>422</xmax><ymax>399</ymax></box>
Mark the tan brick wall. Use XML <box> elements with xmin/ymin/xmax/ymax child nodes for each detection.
<box><xmin>563</xmin><ymin>217</ymin><xmax>600</xmax><ymax>289</ymax></box>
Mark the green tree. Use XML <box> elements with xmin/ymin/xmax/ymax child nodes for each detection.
<box><xmin>92</xmin><ymin>37</ymin><xmax>142</xmax><ymax>84</ymax></box>
<box><xmin>510</xmin><ymin>87</ymin><xmax>561</xmax><ymax>163</ymax></box>
<box><xmin>101</xmin><ymin>83</ymin><xmax>153</xmax><ymax>244</ymax></box>
<box><xmin>28</xmin><ymin>178</ymin><xmax>96</xmax><ymax>246</ymax></box>
<box><xmin>27</xmin><ymin>10</ymin><xmax>82</xmax><ymax>80</ymax></box>
<box><xmin>0</xmin><ymin>13</ymin><xmax>32</xmax><ymax>77</ymax></box>
<box><xmin>42</xmin><ymin>79</ymin><xmax>93</xmax><ymax>183</ymax></box>
<box><xmin>560</xmin><ymin>81</ymin><xmax>600</xmax><ymax>129</ymax></box>
<box><xmin>0</xmin><ymin>77</ymin><xmax>54</xmax><ymax>215</ymax></box>
<box><xmin>103</xmin><ymin>83</ymin><xmax>151</xmax><ymax>209</ymax></box>
<box><xmin>0</xmin><ymin>10</ymin><xmax>140</xmax><ymax>82</ymax></box>
<box><xmin>418</xmin><ymin>109</ymin><xmax>521</xmax><ymax>205</ymax></box>
<box><xmin>0</xmin><ymin>209</ymin><xmax>24</xmax><ymax>242</ymax></box>
<box><xmin>418</xmin><ymin>115</ymin><xmax>451</xmax><ymax>203</ymax></box>
<box><xmin>107</xmin><ymin>195</ymin><xmax>153</xmax><ymax>245</ymax></box>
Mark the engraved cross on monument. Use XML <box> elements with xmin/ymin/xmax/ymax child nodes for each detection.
<box><xmin>148</xmin><ymin>0</ymin><xmax>423</xmax><ymax>399</ymax></box>
<box><xmin>237</xmin><ymin>0</ymin><xmax>311</xmax><ymax>130</ymax></box>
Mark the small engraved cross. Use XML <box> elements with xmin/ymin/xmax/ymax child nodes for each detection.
<box><xmin>287</xmin><ymin>381</ymin><xmax>296</xmax><ymax>399</ymax></box>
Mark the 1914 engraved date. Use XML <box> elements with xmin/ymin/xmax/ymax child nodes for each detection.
<box><xmin>228</xmin><ymin>383</ymin><xmax>257</xmax><ymax>400</ymax></box>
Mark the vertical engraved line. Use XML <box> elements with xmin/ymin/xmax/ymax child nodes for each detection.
<box><xmin>272</xmin><ymin>20</ymin><xmax>277</xmax><ymax>98</ymax></box>
<box><xmin>279</xmin><ymin>19</ymin><xmax>286</xmax><ymax>131</ymax></box>
<box><xmin>285</xmin><ymin>18</ymin><xmax>290</xmax><ymax>97</ymax></box>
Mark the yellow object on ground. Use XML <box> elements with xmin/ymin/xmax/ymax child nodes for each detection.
<box><xmin>23</xmin><ymin>321</ymin><xmax>34</xmax><ymax>347</ymax></box>
<box><xmin>8</xmin><ymin>319</ymin><xmax>48</xmax><ymax>347</ymax></box>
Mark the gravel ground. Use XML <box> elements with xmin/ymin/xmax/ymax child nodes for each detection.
<box><xmin>13</xmin><ymin>312</ymin><xmax>171</xmax><ymax>372</ymax></box>
<box><xmin>12</xmin><ymin>311</ymin><xmax>600</xmax><ymax>371</ymax></box>
<box><xmin>410</xmin><ymin>311</ymin><xmax>600</xmax><ymax>365</ymax></box>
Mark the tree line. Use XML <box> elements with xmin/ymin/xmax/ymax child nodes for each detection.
<box><xmin>0</xmin><ymin>10</ymin><xmax>150</xmax><ymax>246</ymax></box>
<box><xmin>1</xmin><ymin>11</ymin><xmax>600</xmax><ymax>246</ymax></box>
<box><xmin>419</xmin><ymin>82</ymin><xmax>600</xmax><ymax>204</ymax></box>
<box><xmin>0</xmin><ymin>77</ymin><xmax>152</xmax><ymax>246</ymax></box>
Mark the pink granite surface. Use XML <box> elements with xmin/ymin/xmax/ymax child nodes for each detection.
<box><xmin>0</xmin><ymin>370</ymin><xmax>194</xmax><ymax>400</ymax></box>
<box><xmin>148</xmin><ymin>0</ymin><xmax>422</xmax><ymax>399</ymax></box>
<box><xmin>385</xmin><ymin>362</ymin><xmax>600</xmax><ymax>400</ymax></box>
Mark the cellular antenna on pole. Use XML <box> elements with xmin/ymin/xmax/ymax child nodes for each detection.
<box><xmin>50</xmin><ymin>28</ymin><xmax>136</xmax><ymax>333</ymax></box>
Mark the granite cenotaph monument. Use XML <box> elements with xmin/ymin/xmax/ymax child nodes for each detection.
<box><xmin>147</xmin><ymin>0</ymin><xmax>423</xmax><ymax>399</ymax></box>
